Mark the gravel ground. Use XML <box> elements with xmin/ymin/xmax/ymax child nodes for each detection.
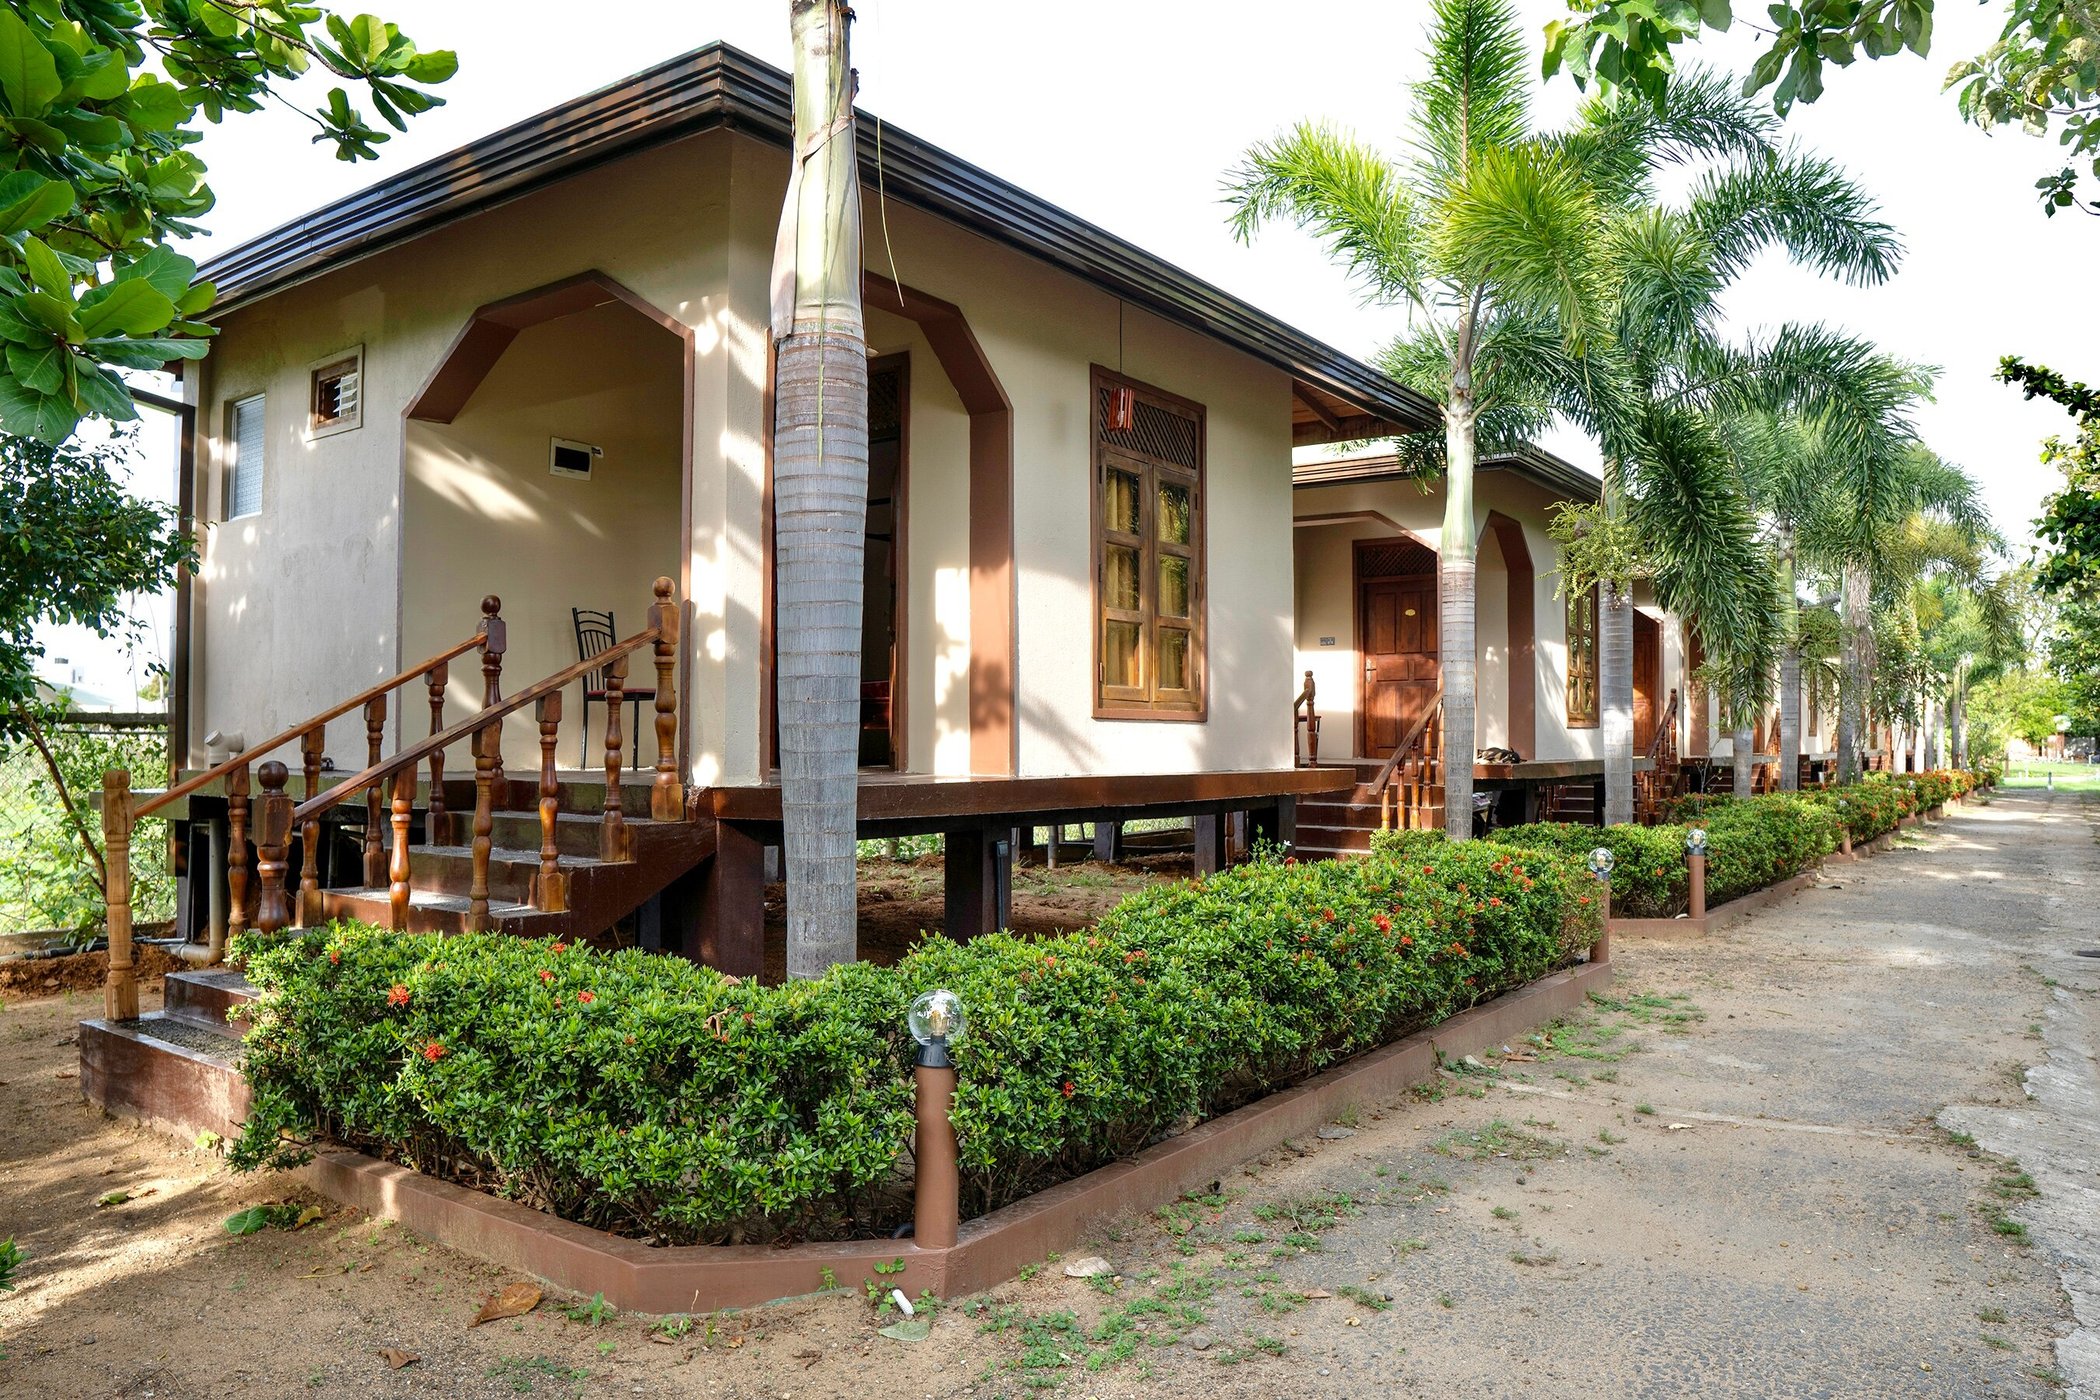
<box><xmin>0</xmin><ymin>789</ymin><xmax>2089</xmax><ymax>1398</ymax></box>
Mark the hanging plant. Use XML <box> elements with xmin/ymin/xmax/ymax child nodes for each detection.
<box><xmin>1546</xmin><ymin>502</ymin><xmax>1652</xmax><ymax>600</ymax></box>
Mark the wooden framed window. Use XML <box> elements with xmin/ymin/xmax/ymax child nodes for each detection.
<box><xmin>225</xmin><ymin>393</ymin><xmax>265</xmax><ymax>519</ymax></box>
<box><xmin>309</xmin><ymin>347</ymin><xmax>362</xmax><ymax>437</ymax></box>
<box><xmin>1091</xmin><ymin>367</ymin><xmax>1205</xmax><ymax>719</ymax></box>
<box><xmin>1566</xmin><ymin>583</ymin><xmax>1599</xmax><ymax>728</ymax></box>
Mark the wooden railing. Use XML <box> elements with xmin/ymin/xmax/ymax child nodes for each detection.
<box><xmin>98</xmin><ymin>597</ymin><xmax>507</xmax><ymax>1020</ymax></box>
<box><xmin>1292</xmin><ymin>671</ymin><xmax>1321</xmax><ymax>768</ymax></box>
<box><xmin>1367</xmin><ymin>688</ymin><xmax>1445</xmax><ymax>833</ymax></box>
<box><xmin>272</xmin><ymin>578</ymin><xmax>683</xmax><ymax>936</ymax></box>
<box><xmin>1635</xmin><ymin>688</ymin><xmax>1682</xmax><ymax>825</ymax></box>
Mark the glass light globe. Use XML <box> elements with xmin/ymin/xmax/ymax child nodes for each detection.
<box><xmin>908</xmin><ymin>989</ymin><xmax>965</xmax><ymax>1047</ymax></box>
<box><xmin>1587</xmin><ymin>847</ymin><xmax>1616</xmax><ymax>877</ymax></box>
<box><xmin>1685</xmin><ymin>827</ymin><xmax>1709</xmax><ymax>856</ymax></box>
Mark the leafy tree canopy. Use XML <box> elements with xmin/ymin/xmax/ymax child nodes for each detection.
<box><xmin>0</xmin><ymin>427</ymin><xmax>190</xmax><ymax>705</ymax></box>
<box><xmin>0</xmin><ymin>1</ymin><xmax>455</xmax><ymax>444</ymax></box>
<box><xmin>1543</xmin><ymin>0</ymin><xmax>2100</xmax><ymax>216</ymax></box>
<box><xmin>2002</xmin><ymin>357</ymin><xmax>2100</xmax><ymax>596</ymax></box>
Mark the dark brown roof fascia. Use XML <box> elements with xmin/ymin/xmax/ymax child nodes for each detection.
<box><xmin>1292</xmin><ymin>445</ymin><xmax>1600</xmax><ymax>502</ymax></box>
<box><xmin>200</xmin><ymin>45</ymin><xmax>1438</xmax><ymax>436</ymax></box>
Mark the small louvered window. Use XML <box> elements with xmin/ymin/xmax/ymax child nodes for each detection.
<box><xmin>227</xmin><ymin>394</ymin><xmax>265</xmax><ymax>519</ymax></box>
<box><xmin>310</xmin><ymin>349</ymin><xmax>362</xmax><ymax>436</ymax></box>
<box><xmin>1093</xmin><ymin>368</ymin><xmax>1205</xmax><ymax>719</ymax></box>
<box><xmin>1566</xmin><ymin>584</ymin><xmax>1599</xmax><ymax>728</ymax></box>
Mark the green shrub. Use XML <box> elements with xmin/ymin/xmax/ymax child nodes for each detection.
<box><xmin>1489</xmin><ymin>822</ymin><xmax>1686</xmax><ymax>918</ymax></box>
<box><xmin>230</xmin><ymin>844</ymin><xmax>1594</xmax><ymax>1245</ymax></box>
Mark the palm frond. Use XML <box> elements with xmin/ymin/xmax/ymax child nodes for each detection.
<box><xmin>1556</xmin><ymin>67</ymin><xmax>1779</xmax><ymax>206</ymax></box>
<box><xmin>1224</xmin><ymin>122</ymin><xmax>1427</xmax><ymax>307</ymax></box>
<box><xmin>1412</xmin><ymin>0</ymin><xmax>1533</xmax><ymax>185</ymax></box>
<box><xmin>1685</xmin><ymin>148</ymin><xmax>1904</xmax><ymax>288</ymax></box>
<box><xmin>1435</xmin><ymin>142</ymin><xmax>1609</xmax><ymax>346</ymax></box>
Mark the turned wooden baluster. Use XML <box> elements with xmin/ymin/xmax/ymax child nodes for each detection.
<box><xmin>601</xmin><ymin>650</ymin><xmax>628</xmax><ymax>862</ymax></box>
<box><xmin>226</xmin><ymin>763</ymin><xmax>251</xmax><ymax>938</ymax></box>
<box><xmin>648</xmin><ymin>577</ymin><xmax>684</xmax><ymax>821</ymax></box>
<box><xmin>388</xmin><ymin>768</ymin><xmax>414</xmax><ymax>932</ymax></box>
<box><xmin>254</xmin><ymin>762</ymin><xmax>294</xmax><ymax>934</ymax></box>
<box><xmin>298</xmin><ymin>724</ymin><xmax>325</xmax><ymax>927</ymax></box>
<box><xmin>363</xmin><ymin>696</ymin><xmax>387</xmax><ymax>885</ymax></box>
<box><xmin>469</xmin><ymin>725</ymin><xmax>496</xmax><ymax>930</ymax></box>
<box><xmin>101</xmin><ymin>770</ymin><xmax>138</xmax><ymax>1020</ymax></box>
<box><xmin>425</xmin><ymin>661</ymin><xmax>450</xmax><ymax>845</ymax></box>
<box><xmin>478</xmin><ymin>595</ymin><xmax>506</xmax><ymax>797</ymax></box>
<box><xmin>535</xmin><ymin>693</ymin><xmax>568</xmax><ymax>913</ymax></box>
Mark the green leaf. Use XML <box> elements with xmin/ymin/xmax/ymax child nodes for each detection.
<box><xmin>115</xmin><ymin>245</ymin><xmax>197</xmax><ymax>300</ymax></box>
<box><xmin>84</xmin><ymin>336</ymin><xmax>211</xmax><ymax>368</ymax></box>
<box><xmin>0</xmin><ymin>372</ymin><xmax>80</xmax><ymax>442</ymax></box>
<box><xmin>70</xmin><ymin>361</ymin><xmax>137</xmax><ymax>421</ymax></box>
<box><xmin>224</xmin><ymin>1206</ymin><xmax>273</xmax><ymax>1236</ymax></box>
<box><xmin>7</xmin><ymin>339</ymin><xmax>66</xmax><ymax>394</ymax></box>
<box><xmin>19</xmin><ymin>235</ymin><xmax>69</xmax><ymax>298</ymax></box>
<box><xmin>0</xmin><ymin>10</ymin><xmax>63</xmax><ymax>119</ymax></box>
<box><xmin>1698</xmin><ymin>0</ymin><xmax>1733</xmax><ymax>28</ymax></box>
<box><xmin>403</xmin><ymin>50</ymin><xmax>458</xmax><ymax>83</ymax></box>
<box><xmin>0</xmin><ymin>171</ymin><xmax>72</xmax><ymax>234</ymax></box>
<box><xmin>109</xmin><ymin>78</ymin><xmax>190</xmax><ymax>133</ymax></box>
<box><xmin>77</xmin><ymin>279</ymin><xmax>174</xmax><ymax>338</ymax></box>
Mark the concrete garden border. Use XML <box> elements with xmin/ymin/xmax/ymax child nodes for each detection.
<box><xmin>274</xmin><ymin>960</ymin><xmax>1613</xmax><ymax>1313</ymax></box>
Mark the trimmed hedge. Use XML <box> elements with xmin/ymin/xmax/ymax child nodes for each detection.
<box><xmin>229</xmin><ymin>842</ymin><xmax>1598</xmax><ymax>1245</ymax></box>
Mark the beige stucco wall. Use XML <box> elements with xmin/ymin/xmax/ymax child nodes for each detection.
<box><xmin>1292</xmin><ymin>470</ymin><xmax>1693</xmax><ymax>766</ymax></box>
<box><xmin>402</xmin><ymin>301</ymin><xmax>685</xmax><ymax>768</ymax></box>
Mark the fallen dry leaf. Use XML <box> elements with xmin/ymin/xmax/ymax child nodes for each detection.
<box><xmin>295</xmin><ymin>1204</ymin><xmax>327</xmax><ymax>1229</ymax></box>
<box><xmin>471</xmin><ymin>1281</ymin><xmax>542</xmax><ymax>1327</ymax></box>
<box><xmin>1303</xmin><ymin>1289</ymin><xmax>1333</xmax><ymax>1299</ymax></box>
<box><xmin>378</xmin><ymin>1348</ymin><xmax>419</xmax><ymax>1369</ymax></box>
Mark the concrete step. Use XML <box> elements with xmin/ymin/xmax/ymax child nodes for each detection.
<box><xmin>485</xmin><ymin>810</ymin><xmax>667</xmax><ymax>859</ymax></box>
<box><xmin>79</xmin><ymin>1011</ymin><xmax>251</xmax><ymax>1142</ymax></box>
<box><xmin>1297</xmin><ymin>823</ymin><xmax>1373</xmax><ymax>853</ymax></box>
<box><xmin>398</xmin><ymin>843</ymin><xmax>610</xmax><ymax>903</ymax></box>
<box><xmin>163</xmin><ymin>969</ymin><xmax>257</xmax><ymax>1033</ymax></box>
<box><xmin>320</xmin><ymin>886</ymin><xmax>563</xmax><ymax>936</ymax></box>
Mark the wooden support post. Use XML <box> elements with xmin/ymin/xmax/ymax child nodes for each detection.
<box><xmin>470</xmin><ymin>725</ymin><xmax>495</xmax><ymax>930</ymax></box>
<box><xmin>648</xmin><ymin>577</ymin><xmax>684</xmax><ymax>821</ymax></box>
<box><xmin>102</xmin><ymin>770</ymin><xmax>138</xmax><ymax>1020</ymax></box>
<box><xmin>227</xmin><ymin>764</ymin><xmax>250</xmax><ymax>938</ymax></box>
<box><xmin>363</xmin><ymin>696</ymin><xmax>387</xmax><ymax>882</ymax></box>
<box><xmin>425</xmin><ymin>662</ymin><xmax>449</xmax><ymax>845</ymax></box>
<box><xmin>254</xmin><ymin>762</ymin><xmax>293</xmax><ymax>935</ymax></box>
<box><xmin>1192</xmin><ymin>812</ymin><xmax>1228</xmax><ymax>876</ymax></box>
<box><xmin>1689</xmin><ymin>852</ymin><xmax>1706</xmax><ymax>922</ymax></box>
<box><xmin>1091</xmin><ymin>820</ymin><xmax>1121</xmax><ymax>864</ymax></box>
<box><xmin>912</xmin><ymin>1060</ymin><xmax>961</xmax><ymax>1249</ymax></box>
<box><xmin>534</xmin><ymin>693</ymin><xmax>567</xmax><ymax>913</ymax></box>
<box><xmin>601</xmin><ymin>650</ymin><xmax>628</xmax><ymax>862</ymax></box>
<box><xmin>478</xmin><ymin>595</ymin><xmax>506</xmax><ymax>794</ymax></box>
<box><xmin>298</xmin><ymin>725</ymin><xmax>325</xmax><ymax>927</ymax></box>
<box><xmin>944</xmin><ymin>828</ymin><xmax>1009</xmax><ymax>939</ymax></box>
<box><xmin>695</xmin><ymin>820</ymin><xmax>766</xmax><ymax>976</ymax></box>
<box><xmin>1591</xmin><ymin>878</ymin><xmax>1611</xmax><ymax>964</ymax></box>
<box><xmin>1251</xmin><ymin>796</ymin><xmax>1296</xmax><ymax>856</ymax></box>
<box><xmin>388</xmin><ymin>768</ymin><xmax>414</xmax><ymax>932</ymax></box>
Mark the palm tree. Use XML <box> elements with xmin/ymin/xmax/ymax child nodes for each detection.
<box><xmin>1226</xmin><ymin>0</ymin><xmax>1622</xmax><ymax>839</ymax></box>
<box><xmin>774</xmin><ymin>0</ymin><xmax>868</xmax><ymax>977</ymax></box>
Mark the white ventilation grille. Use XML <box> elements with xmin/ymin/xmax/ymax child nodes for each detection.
<box><xmin>229</xmin><ymin>394</ymin><xmax>265</xmax><ymax>518</ymax></box>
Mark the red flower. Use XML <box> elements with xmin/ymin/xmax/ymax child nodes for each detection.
<box><xmin>386</xmin><ymin>984</ymin><xmax>410</xmax><ymax>1007</ymax></box>
<box><xmin>538</xmin><ymin>969</ymin><xmax>554</xmax><ymax>983</ymax></box>
<box><xmin>1322</xmin><ymin>908</ymin><xmax>1336</xmax><ymax>922</ymax></box>
<box><xmin>1374</xmin><ymin>915</ymin><xmax>1392</xmax><ymax>933</ymax></box>
<box><xmin>327</xmin><ymin>949</ymin><xmax>340</xmax><ymax>966</ymax></box>
<box><xmin>578</xmin><ymin>990</ymin><xmax>596</xmax><ymax>1005</ymax></box>
<box><xmin>1284</xmin><ymin>856</ymin><xmax>1298</xmax><ymax>867</ymax></box>
<box><xmin>550</xmin><ymin>942</ymin><xmax>568</xmax><ymax>954</ymax></box>
<box><xmin>1487</xmin><ymin>897</ymin><xmax>1501</xmax><ymax>908</ymax></box>
<box><xmin>1399</xmin><ymin>934</ymin><xmax>1413</xmax><ymax>947</ymax></box>
<box><xmin>1423</xmin><ymin>865</ymin><xmax>1436</xmax><ymax>875</ymax></box>
<box><xmin>422</xmin><ymin>1041</ymin><xmax>447</xmax><ymax>1063</ymax></box>
<box><xmin>1061</xmin><ymin>1081</ymin><xmax>1076</xmax><ymax>1098</ymax></box>
<box><xmin>1579</xmin><ymin>894</ymin><xmax>1592</xmax><ymax>906</ymax></box>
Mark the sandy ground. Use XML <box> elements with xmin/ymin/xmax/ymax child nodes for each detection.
<box><xmin>1</xmin><ymin>793</ymin><xmax>2092</xmax><ymax>1398</ymax></box>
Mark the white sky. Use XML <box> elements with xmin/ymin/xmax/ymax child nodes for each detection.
<box><xmin>42</xmin><ymin>0</ymin><xmax>2095</xmax><ymax>702</ymax></box>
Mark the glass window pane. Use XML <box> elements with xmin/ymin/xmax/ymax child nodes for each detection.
<box><xmin>1105</xmin><ymin>467</ymin><xmax>1140</xmax><ymax>535</ymax></box>
<box><xmin>1104</xmin><ymin>543</ymin><xmax>1140</xmax><ymax>611</ymax></box>
<box><xmin>230</xmin><ymin>394</ymin><xmax>265</xmax><ymax>518</ymax></box>
<box><xmin>1158</xmin><ymin>628</ymin><xmax>1189</xmax><ymax>692</ymax></box>
<box><xmin>1159</xmin><ymin>554</ymin><xmax>1189</xmax><ymax>619</ymax></box>
<box><xmin>1157</xmin><ymin>480</ymin><xmax>1191</xmax><ymax>545</ymax></box>
<box><xmin>1104</xmin><ymin>620</ymin><xmax>1142</xmax><ymax>688</ymax></box>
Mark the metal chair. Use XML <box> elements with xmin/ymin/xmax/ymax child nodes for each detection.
<box><xmin>571</xmin><ymin>607</ymin><xmax>656</xmax><ymax>768</ymax></box>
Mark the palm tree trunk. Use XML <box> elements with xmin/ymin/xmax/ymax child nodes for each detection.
<box><xmin>1732</xmin><ymin>717</ymin><xmax>1754</xmax><ymax>798</ymax></box>
<box><xmin>1776</xmin><ymin>527</ymin><xmax>1800</xmax><ymax>792</ymax></box>
<box><xmin>1837</xmin><ymin>561</ymin><xmax>1868</xmax><ymax>783</ymax></box>
<box><xmin>1600</xmin><ymin>579</ymin><xmax>1634</xmax><ymax>824</ymax></box>
<box><xmin>774</xmin><ymin>0</ymin><xmax>867</xmax><ymax>979</ymax></box>
<box><xmin>1922</xmin><ymin>692</ymin><xmax>1939</xmax><ymax>769</ymax></box>
<box><xmin>1440</xmin><ymin>392</ymin><xmax>1477</xmax><ymax>841</ymax></box>
<box><xmin>1950</xmin><ymin>669</ymin><xmax>1966</xmax><ymax>765</ymax></box>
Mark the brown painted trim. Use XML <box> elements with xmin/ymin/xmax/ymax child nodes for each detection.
<box><xmin>1610</xmin><ymin>867</ymin><xmax>1823</xmax><ymax>939</ymax></box>
<box><xmin>1481</xmin><ymin>512</ymin><xmax>1535</xmax><ymax>759</ymax></box>
<box><xmin>709</xmin><ymin>767</ymin><xmax>1348</xmax><ymax>823</ymax></box>
<box><xmin>1293</xmin><ymin>446</ymin><xmax>1599</xmax><ymax>503</ymax></box>
<box><xmin>871</xmin><ymin>351</ymin><xmax>910</xmax><ymax>772</ymax></box>
<box><xmin>863</xmin><ymin>271</ymin><xmax>1016</xmax><ymax>774</ymax></box>
<box><xmin>1292</xmin><ymin>509</ymin><xmax>1430</xmax><ymax>542</ymax></box>
<box><xmin>1089</xmin><ymin>365</ymin><xmax>1208</xmax><ymax>723</ymax></box>
<box><xmin>168</xmin><ymin>386</ymin><xmax>199</xmax><ymax>778</ymax></box>
<box><xmin>761</xmin><ymin>331</ymin><xmax>777</xmax><ymax>776</ymax></box>
<box><xmin>262</xmin><ymin>961</ymin><xmax>1608</xmax><ymax>1313</ymax></box>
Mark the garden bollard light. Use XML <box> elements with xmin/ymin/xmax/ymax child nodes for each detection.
<box><xmin>1836</xmin><ymin>799</ymin><xmax>1852</xmax><ymax>857</ymax></box>
<box><xmin>1684</xmin><ymin>827</ymin><xmax>1708</xmax><ymax>923</ymax></box>
<box><xmin>1586</xmin><ymin>846</ymin><xmax>1615</xmax><ymax>963</ymax></box>
<box><xmin>909</xmin><ymin>989</ymin><xmax>965</xmax><ymax>1250</ymax></box>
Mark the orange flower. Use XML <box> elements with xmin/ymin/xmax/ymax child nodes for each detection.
<box><xmin>550</xmin><ymin>942</ymin><xmax>568</xmax><ymax>954</ymax></box>
<box><xmin>578</xmin><ymin>990</ymin><xmax>596</xmax><ymax>1005</ymax></box>
<box><xmin>1061</xmin><ymin>1080</ymin><xmax>1076</xmax><ymax>1098</ymax></box>
<box><xmin>1579</xmin><ymin>894</ymin><xmax>1592</xmax><ymax>906</ymax></box>
<box><xmin>422</xmin><ymin>1041</ymin><xmax>446</xmax><ymax>1062</ymax></box>
<box><xmin>386</xmin><ymin>984</ymin><xmax>410</xmax><ymax>1007</ymax></box>
<box><xmin>1322</xmin><ymin>908</ymin><xmax>1336</xmax><ymax>922</ymax></box>
<box><xmin>538</xmin><ymin>968</ymin><xmax>554</xmax><ymax>983</ymax></box>
<box><xmin>1399</xmin><ymin>934</ymin><xmax>1413</xmax><ymax>947</ymax></box>
<box><xmin>1487</xmin><ymin>897</ymin><xmax>1501</xmax><ymax>907</ymax></box>
<box><xmin>327</xmin><ymin>949</ymin><xmax>340</xmax><ymax>966</ymax></box>
<box><xmin>1373</xmin><ymin>915</ymin><xmax>1392</xmax><ymax>933</ymax></box>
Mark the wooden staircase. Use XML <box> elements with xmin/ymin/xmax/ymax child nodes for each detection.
<box><xmin>95</xmin><ymin>580</ymin><xmax>713</xmax><ymax>1025</ymax></box>
<box><xmin>1296</xmin><ymin>691</ymin><xmax>1446</xmax><ymax>860</ymax></box>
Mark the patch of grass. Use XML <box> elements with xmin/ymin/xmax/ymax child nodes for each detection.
<box><xmin>1597</xmin><ymin>1128</ymin><xmax>1625</xmax><ymax>1146</ymax></box>
<box><xmin>1250</xmin><ymin>1192</ymin><xmax>1357</xmax><ymax>1234</ymax></box>
<box><xmin>1335</xmin><ymin>1284</ymin><xmax>1391</xmax><ymax>1311</ymax></box>
<box><xmin>1431</xmin><ymin>1119</ymin><xmax>1564</xmax><ymax>1162</ymax></box>
<box><xmin>2033</xmin><ymin>1364</ymin><xmax>2068</xmax><ymax>1388</ymax></box>
<box><xmin>1509</xmin><ymin>1248</ymin><xmax>1560</xmax><ymax>1267</ymax></box>
<box><xmin>1992</xmin><ymin>1172</ymin><xmax>2039</xmax><ymax>1200</ymax></box>
<box><xmin>1393</xmin><ymin>1237</ymin><xmax>1430</xmax><ymax>1260</ymax></box>
<box><xmin>563</xmin><ymin>1291</ymin><xmax>616</xmax><ymax>1326</ymax></box>
<box><xmin>1981</xmin><ymin>1334</ymin><xmax>2015</xmax><ymax>1351</ymax></box>
<box><xmin>1434</xmin><ymin>1292</ymin><xmax>1455</xmax><ymax>1308</ymax></box>
<box><xmin>486</xmin><ymin>1355</ymin><xmax>589</xmax><ymax>1396</ymax></box>
<box><xmin>1214</xmin><ymin>1335</ymin><xmax>1287</xmax><ymax>1365</ymax></box>
<box><xmin>1491</xmin><ymin>1206</ymin><xmax>1518</xmax><ymax>1221</ymax></box>
<box><xmin>1989</xmin><ymin>1213</ymin><xmax>2031</xmax><ymax>1243</ymax></box>
<box><xmin>1978</xmin><ymin>1306</ymin><xmax>2009</xmax><ymax>1325</ymax></box>
<box><xmin>1634</xmin><ymin>1104</ymin><xmax>1656</xmax><ymax>1116</ymax></box>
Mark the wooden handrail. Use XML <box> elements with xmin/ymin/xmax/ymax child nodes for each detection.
<box><xmin>1644</xmin><ymin>687</ymin><xmax>1681</xmax><ymax>761</ymax></box>
<box><xmin>136</xmin><ymin>600</ymin><xmax>502</xmax><ymax>819</ymax></box>
<box><xmin>292</xmin><ymin>624</ymin><xmax>660</xmax><ymax>827</ymax></box>
<box><xmin>1362</xmin><ymin>687</ymin><xmax>1444</xmax><ymax>799</ymax></box>
<box><xmin>1291</xmin><ymin>670</ymin><xmax>1320</xmax><ymax>768</ymax></box>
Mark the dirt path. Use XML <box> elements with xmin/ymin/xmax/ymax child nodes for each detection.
<box><xmin>1</xmin><ymin>794</ymin><xmax>2089</xmax><ymax>1398</ymax></box>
